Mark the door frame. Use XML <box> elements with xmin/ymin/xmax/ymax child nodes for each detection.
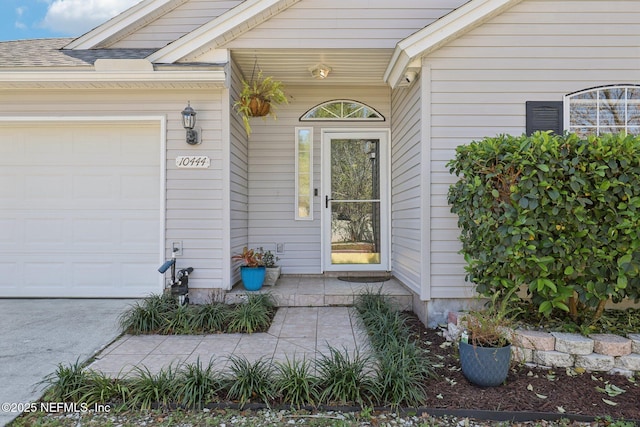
<box><xmin>321</xmin><ymin>128</ymin><xmax>391</xmax><ymax>272</ymax></box>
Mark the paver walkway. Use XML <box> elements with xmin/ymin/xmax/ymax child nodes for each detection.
<box><xmin>89</xmin><ymin>306</ymin><xmax>370</xmax><ymax>377</ymax></box>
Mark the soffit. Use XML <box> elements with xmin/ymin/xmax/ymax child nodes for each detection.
<box><xmin>231</xmin><ymin>48</ymin><xmax>393</xmax><ymax>86</ymax></box>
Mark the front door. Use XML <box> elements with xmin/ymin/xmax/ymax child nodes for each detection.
<box><xmin>322</xmin><ymin>130</ymin><xmax>389</xmax><ymax>271</ymax></box>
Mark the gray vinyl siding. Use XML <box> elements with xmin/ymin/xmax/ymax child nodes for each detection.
<box><xmin>229</xmin><ymin>58</ymin><xmax>249</xmax><ymax>286</ymax></box>
<box><xmin>246</xmin><ymin>85</ymin><xmax>390</xmax><ymax>274</ymax></box>
<box><xmin>112</xmin><ymin>0</ymin><xmax>242</xmax><ymax>49</ymax></box>
<box><xmin>390</xmin><ymin>81</ymin><xmax>423</xmax><ymax>296</ymax></box>
<box><xmin>0</xmin><ymin>88</ymin><xmax>227</xmax><ymax>290</ymax></box>
<box><xmin>225</xmin><ymin>0</ymin><xmax>467</xmax><ymax>49</ymax></box>
<box><xmin>425</xmin><ymin>0</ymin><xmax>640</xmax><ymax>298</ymax></box>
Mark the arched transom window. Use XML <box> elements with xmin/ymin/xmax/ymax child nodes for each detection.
<box><xmin>566</xmin><ymin>85</ymin><xmax>640</xmax><ymax>137</ymax></box>
<box><xmin>300</xmin><ymin>100</ymin><xmax>385</xmax><ymax>121</ymax></box>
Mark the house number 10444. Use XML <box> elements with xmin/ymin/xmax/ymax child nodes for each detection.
<box><xmin>176</xmin><ymin>156</ymin><xmax>210</xmax><ymax>168</ymax></box>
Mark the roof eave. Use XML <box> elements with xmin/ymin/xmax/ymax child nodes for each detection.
<box><xmin>147</xmin><ymin>0</ymin><xmax>300</xmax><ymax>64</ymax></box>
<box><xmin>64</xmin><ymin>0</ymin><xmax>188</xmax><ymax>50</ymax></box>
<box><xmin>0</xmin><ymin>69</ymin><xmax>226</xmax><ymax>89</ymax></box>
<box><xmin>384</xmin><ymin>0</ymin><xmax>524</xmax><ymax>89</ymax></box>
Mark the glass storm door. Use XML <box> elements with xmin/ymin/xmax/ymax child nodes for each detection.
<box><xmin>322</xmin><ymin>131</ymin><xmax>389</xmax><ymax>271</ymax></box>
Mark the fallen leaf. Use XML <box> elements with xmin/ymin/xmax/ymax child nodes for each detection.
<box><xmin>602</xmin><ymin>383</ymin><xmax>626</xmax><ymax>397</ymax></box>
<box><xmin>527</xmin><ymin>384</ymin><xmax>534</xmax><ymax>391</ymax></box>
<box><xmin>436</xmin><ymin>394</ymin><xmax>443</xmax><ymax>399</ymax></box>
<box><xmin>557</xmin><ymin>406</ymin><xmax>566</xmax><ymax>414</ymax></box>
<box><xmin>536</xmin><ymin>393</ymin><xmax>548</xmax><ymax>399</ymax></box>
<box><xmin>602</xmin><ymin>399</ymin><xmax>618</xmax><ymax>406</ymax></box>
<box><xmin>574</xmin><ymin>367</ymin><xmax>586</xmax><ymax>374</ymax></box>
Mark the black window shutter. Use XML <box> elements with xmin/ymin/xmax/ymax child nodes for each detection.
<box><xmin>526</xmin><ymin>101</ymin><xmax>563</xmax><ymax>136</ymax></box>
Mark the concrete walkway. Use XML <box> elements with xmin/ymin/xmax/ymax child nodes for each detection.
<box><xmin>0</xmin><ymin>299</ymin><xmax>135</xmax><ymax>427</ymax></box>
<box><xmin>89</xmin><ymin>306</ymin><xmax>370</xmax><ymax>377</ymax></box>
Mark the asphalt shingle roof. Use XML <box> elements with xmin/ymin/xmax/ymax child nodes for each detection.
<box><xmin>0</xmin><ymin>38</ymin><xmax>158</xmax><ymax>68</ymax></box>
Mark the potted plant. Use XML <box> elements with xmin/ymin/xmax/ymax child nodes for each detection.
<box><xmin>233</xmin><ymin>71</ymin><xmax>288</xmax><ymax>137</ymax></box>
<box><xmin>261</xmin><ymin>248</ymin><xmax>280</xmax><ymax>286</ymax></box>
<box><xmin>458</xmin><ymin>289</ymin><xmax>518</xmax><ymax>387</ymax></box>
<box><xmin>232</xmin><ymin>247</ymin><xmax>265</xmax><ymax>291</ymax></box>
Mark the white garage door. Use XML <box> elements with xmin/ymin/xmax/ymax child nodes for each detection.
<box><xmin>0</xmin><ymin>121</ymin><xmax>162</xmax><ymax>297</ymax></box>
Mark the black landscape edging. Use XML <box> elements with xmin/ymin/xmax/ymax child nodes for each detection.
<box><xmin>199</xmin><ymin>402</ymin><xmax>640</xmax><ymax>426</ymax></box>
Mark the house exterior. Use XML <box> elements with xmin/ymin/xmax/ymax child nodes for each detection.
<box><xmin>0</xmin><ymin>0</ymin><xmax>638</xmax><ymax>326</ymax></box>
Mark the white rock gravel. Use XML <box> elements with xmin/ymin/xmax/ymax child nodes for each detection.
<box><xmin>14</xmin><ymin>408</ymin><xmax>607</xmax><ymax>427</ymax></box>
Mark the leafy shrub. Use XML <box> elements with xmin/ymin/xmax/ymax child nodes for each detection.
<box><xmin>119</xmin><ymin>293</ymin><xmax>177</xmax><ymax>334</ymax></box>
<box><xmin>226</xmin><ymin>293</ymin><xmax>274</xmax><ymax>333</ymax></box>
<box><xmin>354</xmin><ymin>291</ymin><xmax>437</xmax><ymax>407</ymax></box>
<box><xmin>128</xmin><ymin>365</ymin><xmax>179</xmax><ymax>410</ymax></box>
<box><xmin>81</xmin><ymin>371</ymin><xmax>130</xmax><ymax>406</ymax></box>
<box><xmin>40</xmin><ymin>360</ymin><xmax>90</xmax><ymax>403</ymax></box>
<box><xmin>274</xmin><ymin>357</ymin><xmax>319</xmax><ymax>408</ymax></box>
<box><xmin>315</xmin><ymin>347</ymin><xmax>375</xmax><ymax>406</ymax></box>
<box><xmin>176</xmin><ymin>358</ymin><xmax>220</xmax><ymax>409</ymax></box>
<box><xmin>224</xmin><ymin>356</ymin><xmax>276</xmax><ymax>406</ymax></box>
<box><xmin>373</xmin><ymin>339</ymin><xmax>432</xmax><ymax>408</ymax></box>
<box><xmin>190</xmin><ymin>302</ymin><xmax>231</xmax><ymax>332</ymax></box>
<box><xmin>119</xmin><ymin>292</ymin><xmax>274</xmax><ymax>335</ymax></box>
<box><xmin>448</xmin><ymin>132</ymin><xmax>640</xmax><ymax>322</ymax></box>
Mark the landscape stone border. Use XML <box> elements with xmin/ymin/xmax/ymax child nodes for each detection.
<box><xmin>447</xmin><ymin>313</ymin><xmax>640</xmax><ymax>376</ymax></box>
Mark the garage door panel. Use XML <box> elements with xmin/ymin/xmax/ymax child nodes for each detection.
<box><xmin>73</xmin><ymin>138</ymin><xmax>120</xmax><ymax>162</ymax></box>
<box><xmin>0</xmin><ymin>262</ymin><xmax>18</xmax><ymax>285</ymax></box>
<box><xmin>0</xmin><ymin>173</ymin><xmax>19</xmax><ymax>199</ymax></box>
<box><xmin>73</xmin><ymin>175</ymin><xmax>115</xmax><ymax>200</ymax></box>
<box><xmin>24</xmin><ymin>262</ymin><xmax>66</xmax><ymax>287</ymax></box>
<box><xmin>25</xmin><ymin>175</ymin><xmax>67</xmax><ymax>200</ymax></box>
<box><xmin>123</xmin><ymin>263</ymin><xmax>157</xmax><ymax>285</ymax></box>
<box><xmin>121</xmin><ymin>219</ymin><xmax>158</xmax><ymax>247</ymax></box>
<box><xmin>121</xmin><ymin>173</ymin><xmax>160</xmax><ymax>201</ymax></box>
<box><xmin>25</xmin><ymin>133</ymin><xmax>70</xmax><ymax>162</ymax></box>
<box><xmin>0</xmin><ymin>219</ymin><xmax>18</xmax><ymax>244</ymax></box>
<box><xmin>72</xmin><ymin>219</ymin><xmax>114</xmax><ymax>244</ymax></box>
<box><xmin>24</xmin><ymin>218</ymin><xmax>65</xmax><ymax>246</ymax></box>
<box><xmin>0</xmin><ymin>122</ymin><xmax>161</xmax><ymax>298</ymax></box>
<box><xmin>72</xmin><ymin>263</ymin><xmax>114</xmax><ymax>288</ymax></box>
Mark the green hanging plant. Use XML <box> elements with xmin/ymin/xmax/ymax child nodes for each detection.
<box><xmin>233</xmin><ymin>70</ymin><xmax>288</xmax><ymax>137</ymax></box>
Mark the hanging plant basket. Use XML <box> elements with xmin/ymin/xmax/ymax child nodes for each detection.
<box><xmin>233</xmin><ymin>64</ymin><xmax>287</xmax><ymax>137</ymax></box>
<box><xmin>244</xmin><ymin>96</ymin><xmax>271</xmax><ymax>117</ymax></box>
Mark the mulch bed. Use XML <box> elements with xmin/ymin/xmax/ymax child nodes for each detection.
<box><xmin>404</xmin><ymin>314</ymin><xmax>640</xmax><ymax>421</ymax></box>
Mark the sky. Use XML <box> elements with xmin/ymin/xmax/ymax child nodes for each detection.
<box><xmin>0</xmin><ymin>0</ymin><xmax>143</xmax><ymax>41</ymax></box>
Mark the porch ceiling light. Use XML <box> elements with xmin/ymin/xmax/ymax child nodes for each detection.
<box><xmin>181</xmin><ymin>101</ymin><xmax>200</xmax><ymax>145</ymax></box>
<box><xmin>309</xmin><ymin>64</ymin><xmax>331</xmax><ymax>80</ymax></box>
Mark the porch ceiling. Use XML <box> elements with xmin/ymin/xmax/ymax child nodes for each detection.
<box><xmin>231</xmin><ymin>48</ymin><xmax>393</xmax><ymax>86</ymax></box>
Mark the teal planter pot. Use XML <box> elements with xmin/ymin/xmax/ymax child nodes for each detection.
<box><xmin>240</xmin><ymin>266</ymin><xmax>266</xmax><ymax>291</ymax></box>
<box><xmin>459</xmin><ymin>341</ymin><xmax>511</xmax><ymax>387</ymax></box>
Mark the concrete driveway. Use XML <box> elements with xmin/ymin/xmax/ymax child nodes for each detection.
<box><xmin>0</xmin><ymin>299</ymin><xmax>135</xmax><ymax>426</ymax></box>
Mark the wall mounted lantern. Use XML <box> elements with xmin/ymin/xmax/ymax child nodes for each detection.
<box><xmin>181</xmin><ymin>102</ymin><xmax>200</xmax><ymax>145</ymax></box>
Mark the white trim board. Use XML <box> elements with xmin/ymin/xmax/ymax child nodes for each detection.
<box><xmin>384</xmin><ymin>0</ymin><xmax>524</xmax><ymax>88</ymax></box>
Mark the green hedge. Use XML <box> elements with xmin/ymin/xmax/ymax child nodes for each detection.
<box><xmin>447</xmin><ymin>132</ymin><xmax>640</xmax><ymax>322</ymax></box>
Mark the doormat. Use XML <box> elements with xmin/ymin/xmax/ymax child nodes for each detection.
<box><xmin>337</xmin><ymin>276</ymin><xmax>391</xmax><ymax>283</ymax></box>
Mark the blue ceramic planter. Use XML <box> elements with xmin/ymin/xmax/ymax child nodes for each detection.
<box><xmin>240</xmin><ymin>266</ymin><xmax>266</xmax><ymax>291</ymax></box>
<box><xmin>459</xmin><ymin>341</ymin><xmax>511</xmax><ymax>387</ymax></box>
